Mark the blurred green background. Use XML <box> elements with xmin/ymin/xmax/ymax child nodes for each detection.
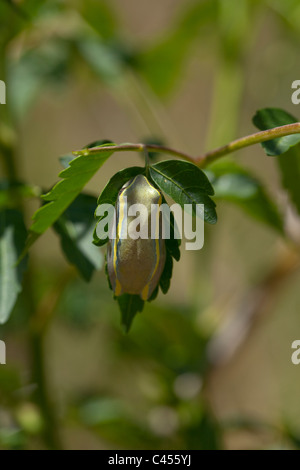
<box><xmin>1</xmin><ymin>0</ymin><xmax>300</xmax><ymax>450</ymax></box>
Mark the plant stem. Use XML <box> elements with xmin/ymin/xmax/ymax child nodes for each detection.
<box><xmin>143</xmin><ymin>146</ymin><xmax>151</xmax><ymax>178</ymax></box>
<box><xmin>27</xmin><ymin>268</ymin><xmax>74</xmax><ymax>450</ymax></box>
<box><xmin>73</xmin><ymin>142</ymin><xmax>192</xmax><ymax>161</ymax></box>
<box><xmin>22</xmin><ymin>267</ymin><xmax>75</xmax><ymax>450</ymax></box>
<box><xmin>30</xmin><ymin>328</ymin><xmax>62</xmax><ymax>449</ymax></box>
<box><xmin>196</xmin><ymin>123</ymin><xmax>300</xmax><ymax>166</ymax></box>
<box><xmin>0</xmin><ymin>58</ymin><xmax>62</xmax><ymax>449</ymax></box>
<box><xmin>0</xmin><ymin>140</ymin><xmax>18</xmax><ymax>180</ymax></box>
<box><xmin>74</xmin><ymin>122</ymin><xmax>300</xmax><ymax>168</ymax></box>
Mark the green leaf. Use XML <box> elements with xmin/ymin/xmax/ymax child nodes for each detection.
<box><xmin>206</xmin><ymin>161</ymin><xmax>283</xmax><ymax>233</ymax></box>
<box><xmin>0</xmin><ymin>210</ymin><xmax>28</xmax><ymax>324</ymax></box>
<box><xmin>27</xmin><ymin>147</ymin><xmax>115</xmax><ymax>250</ymax></box>
<box><xmin>147</xmin><ymin>285</ymin><xmax>159</xmax><ymax>302</ymax></box>
<box><xmin>252</xmin><ymin>108</ymin><xmax>300</xmax><ymax>156</ymax></box>
<box><xmin>85</xmin><ymin>139</ymin><xmax>113</xmax><ymax>149</ymax></box>
<box><xmin>53</xmin><ymin>193</ymin><xmax>103</xmax><ymax>281</ymax></box>
<box><xmin>277</xmin><ymin>145</ymin><xmax>300</xmax><ymax>215</ymax></box>
<box><xmin>0</xmin><ymin>180</ymin><xmax>41</xmax><ymax>208</ymax></box>
<box><xmin>116</xmin><ymin>294</ymin><xmax>144</xmax><ymax>333</ymax></box>
<box><xmin>253</xmin><ymin>108</ymin><xmax>300</xmax><ymax>215</ymax></box>
<box><xmin>149</xmin><ymin>160</ymin><xmax>217</xmax><ymax>225</ymax></box>
<box><xmin>160</xmin><ymin>194</ymin><xmax>181</xmax><ymax>262</ymax></box>
<box><xmin>159</xmin><ymin>251</ymin><xmax>173</xmax><ymax>295</ymax></box>
<box><xmin>59</xmin><ymin>154</ymin><xmax>75</xmax><ymax>169</ymax></box>
<box><xmin>105</xmin><ymin>259</ymin><xmax>112</xmax><ymax>291</ymax></box>
<box><xmin>165</xmin><ymin>215</ymin><xmax>181</xmax><ymax>261</ymax></box>
<box><xmin>96</xmin><ymin>166</ymin><xmax>145</xmax><ymax>207</ymax></box>
<box><xmin>59</xmin><ymin>140</ymin><xmax>113</xmax><ymax>169</ymax></box>
<box><xmin>93</xmin><ymin>166</ymin><xmax>145</xmax><ymax>246</ymax></box>
<box><xmin>138</xmin><ymin>0</ymin><xmax>217</xmax><ymax>96</ymax></box>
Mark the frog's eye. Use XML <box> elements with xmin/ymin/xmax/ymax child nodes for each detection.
<box><xmin>107</xmin><ymin>175</ymin><xmax>166</xmax><ymax>300</ymax></box>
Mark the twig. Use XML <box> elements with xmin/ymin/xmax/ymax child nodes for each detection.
<box><xmin>196</xmin><ymin>123</ymin><xmax>300</xmax><ymax>166</ymax></box>
<box><xmin>73</xmin><ymin>122</ymin><xmax>300</xmax><ymax>168</ymax></box>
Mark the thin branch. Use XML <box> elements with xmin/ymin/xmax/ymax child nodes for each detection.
<box><xmin>73</xmin><ymin>122</ymin><xmax>300</xmax><ymax>168</ymax></box>
<box><xmin>73</xmin><ymin>143</ymin><xmax>192</xmax><ymax>161</ymax></box>
<box><xmin>24</xmin><ymin>267</ymin><xmax>65</xmax><ymax>450</ymax></box>
<box><xmin>30</xmin><ymin>268</ymin><xmax>76</xmax><ymax>335</ymax></box>
<box><xmin>196</xmin><ymin>122</ymin><xmax>300</xmax><ymax>166</ymax></box>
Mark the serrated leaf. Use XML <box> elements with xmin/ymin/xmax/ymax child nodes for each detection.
<box><xmin>27</xmin><ymin>147</ymin><xmax>115</xmax><ymax>251</ymax></box>
<box><xmin>59</xmin><ymin>154</ymin><xmax>75</xmax><ymax>170</ymax></box>
<box><xmin>149</xmin><ymin>160</ymin><xmax>217</xmax><ymax>225</ymax></box>
<box><xmin>116</xmin><ymin>294</ymin><xmax>144</xmax><ymax>333</ymax></box>
<box><xmin>206</xmin><ymin>161</ymin><xmax>283</xmax><ymax>233</ymax></box>
<box><xmin>252</xmin><ymin>108</ymin><xmax>300</xmax><ymax>156</ymax></box>
<box><xmin>93</xmin><ymin>166</ymin><xmax>145</xmax><ymax>246</ymax></box>
<box><xmin>159</xmin><ymin>251</ymin><xmax>173</xmax><ymax>295</ymax></box>
<box><xmin>53</xmin><ymin>193</ymin><xmax>103</xmax><ymax>281</ymax></box>
<box><xmin>59</xmin><ymin>140</ymin><xmax>113</xmax><ymax>169</ymax></box>
<box><xmin>0</xmin><ymin>210</ymin><xmax>28</xmax><ymax>324</ymax></box>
